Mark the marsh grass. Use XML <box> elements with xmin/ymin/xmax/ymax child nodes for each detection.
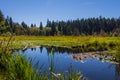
<box><xmin>0</xmin><ymin>36</ymin><xmax>119</xmax><ymax>52</ymax></box>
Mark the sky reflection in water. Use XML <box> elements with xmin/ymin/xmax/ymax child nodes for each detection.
<box><xmin>18</xmin><ymin>47</ymin><xmax>120</xmax><ymax>80</ymax></box>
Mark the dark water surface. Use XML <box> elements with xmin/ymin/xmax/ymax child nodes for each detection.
<box><xmin>18</xmin><ymin>47</ymin><xmax>120</xmax><ymax>80</ymax></box>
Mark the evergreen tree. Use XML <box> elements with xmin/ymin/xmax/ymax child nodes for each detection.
<box><xmin>9</xmin><ymin>17</ymin><xmax>14</xmax><ymax>33</ymax></box>
<box><xmin>0</xmin><ymin>10</ymin><xmax>4</xmax><ymax>24</ymax></box>
<box><xmin>31</xmin><ymin>24</ymin><xmax>34</xmax><ymax>27</ymax></box>
<box><xmin>0</xmin><ymin>9</ymin><xmax>120</xmax><ymax>36</ymax></box>
<box><xmin>51</xmin><ymin>21</ymin><xmax>56</xmax><ymax>36</ymax></box>
<box><xmin>39</xmin><ymin>22</ymin><xmax>43</xmax><ymax>30</ymax></box>
<box><xmin>0</xmin><ymin>10</ymin><xmax>5</xmax><ymax>34</ymax></box>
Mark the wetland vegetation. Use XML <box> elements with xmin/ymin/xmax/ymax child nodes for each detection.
<box><xmin>0</xmin><ymin>36</ymin><xmax>120</xmax><ymax>80</ymax></box>
<box><xmin>0</xmin><ymin>9</ymin><xmax>120</xmax><ymax>80</ymax></box>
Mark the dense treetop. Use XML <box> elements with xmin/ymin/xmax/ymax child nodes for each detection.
<box><xmin>0</xmin><ymin>10</ymin><xmax>120</xmax><ymax>36</ymax></box>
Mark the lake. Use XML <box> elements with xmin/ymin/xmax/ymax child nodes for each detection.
<box><xmin>18</xmin><ymin>47</ymin><xmax>120</xmax><ymax>80</ymax></box>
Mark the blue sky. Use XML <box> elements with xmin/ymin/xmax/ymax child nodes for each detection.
<box><xmin>0</xmin><ymin>0</ymin><xmax>120</xmax><ymax>26</ymax></box>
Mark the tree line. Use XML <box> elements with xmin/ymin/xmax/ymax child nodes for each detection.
<box><xmin>0</xmin><ymin>10</ymin><xmax>120</xmax><ymax>36</ymax></box>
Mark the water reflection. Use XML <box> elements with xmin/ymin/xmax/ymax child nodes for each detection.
<box><xmin>22</xmin><ymin>46</ymin><xmax>82</xmax><ymax>54</ymax></box>
<box><xmin>40</xmin><ymin>47</ymin><xmax>43</xmax><ymax>53</ymax></box>
<box><xmin>40</xmin><ymin>46</ymin><xmax>81</xmax><ymax>53</ymax></box>
<box><xmin>115</xmin><ymin>64</ymin><xmax>120</xmax><ymax>80</ymax></box>
<box><xmin>19</xmin><ymin>47</ymin><xmax>120</xmax><ymax>80</ymax></box>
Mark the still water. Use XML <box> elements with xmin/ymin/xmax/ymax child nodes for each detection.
<box><xmin>19</xmin><ymin>47</ymin><xmax>120</xmax><ymax>80</ymax></box>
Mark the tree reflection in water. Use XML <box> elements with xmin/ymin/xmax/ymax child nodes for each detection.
<box><xmin>115</xmin><ymin>63</ymin><xmax>120</xmax><ymax>80</ymax></box>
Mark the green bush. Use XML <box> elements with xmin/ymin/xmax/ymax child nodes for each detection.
<box><xmin>1</xmin><ymin>32</ymin><xmax>12</xmax><ymax>37</ymax></box>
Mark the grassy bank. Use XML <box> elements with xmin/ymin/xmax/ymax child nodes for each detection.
<box><xmin>0</xmin><ymin>36</ymin><xmax>120</xmax><ymax>51</ymax></box>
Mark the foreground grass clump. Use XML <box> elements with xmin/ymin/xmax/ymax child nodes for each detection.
<box><xmin>0</xmin><ymin>36</ymin><xmax>84</xmax><ymax>80</ymax></box>
<box><xmin>7</xmin><ymin>54</ymin><xmax>41</xmax><ymax>80</ymax></box>
<box><xmin>0</xmin><ymin>36</ymin><xmax>41</xmax><ymax>80</ymax></box>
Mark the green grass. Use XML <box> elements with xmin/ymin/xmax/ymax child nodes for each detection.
<box><xmin>0</xmin><ymin>36</ymin><xmax>119</xmax><ymax>51</ymax></box>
